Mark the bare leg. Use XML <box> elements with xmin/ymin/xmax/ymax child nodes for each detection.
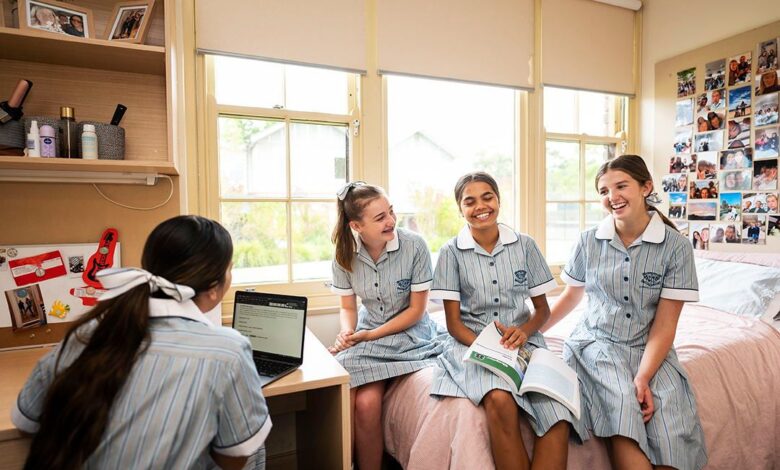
<box><xmin>607</xmin><ymin>436</ymin><xmax>652</xmax><ymax>470</ymax></box>
<box><xmin>353</xmin><ymin>380</ymin><xmax>387</xmax><ymax>470</ymax></box>
<box><xmin>530</xmin><ymin>420</ymin><xmax>569</xmax><ymax>470</ymax></box>
<box><xmin>483</xmin><ymin>390</ymin><xmax>530</xmax><ymax>470</ymax></box>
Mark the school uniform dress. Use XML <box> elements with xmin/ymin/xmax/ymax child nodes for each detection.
<box><xmin>331</xmin><ymin>228</ymin><xmax>444</xmax><ymax>388</ymax></box>
<box><xmin>561</xmin><ymin>212</ymin><xmax>707</xmax><ymax>470</ymax></box>
<box><xmin>12</xmin><ymin>298</ymin><xmax>271</xmax><ymax>470</ymax></box>
<box><xmin>429</xmin><ymin>224</ymin><xmax>587</xmax><ymax>441</ymax></box>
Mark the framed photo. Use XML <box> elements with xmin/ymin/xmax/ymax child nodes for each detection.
<box><xmin>19</xmin><ymin>0</ymin><xmax>94</xmax><ymax>39</ymax></box>
<box><xmin>105</xmin><ymin>1</ymin><xmax>155</xmax><ymax>44</ymax></box>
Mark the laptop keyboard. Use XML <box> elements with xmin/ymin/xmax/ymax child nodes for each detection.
<box><xmin>254</xmin><ymin>358</ymin><xmax>292</xmax><ymax>377</ymax></box>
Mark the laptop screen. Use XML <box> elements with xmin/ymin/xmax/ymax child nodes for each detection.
<box><xmin>232</xmin><ymin>291</ymin><xmax>307</xmax><ymax>360</ymax></box>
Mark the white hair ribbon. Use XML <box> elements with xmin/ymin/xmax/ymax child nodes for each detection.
<box><xmin>96</xmin><ymin>267</ymin><xmax>196</xmax><ymax>302</ymax></box>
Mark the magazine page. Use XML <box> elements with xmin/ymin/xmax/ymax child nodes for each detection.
<box><xmin>519</xmin><ymin>348</ymin><xmax>581</xmax><ymax>420</ymax></box>
<box><xmin>462</xmin><ymin>322</ymin><xmax>524</xmax><ymax>393</ymax></box>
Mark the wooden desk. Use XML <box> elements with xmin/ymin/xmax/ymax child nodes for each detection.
<box><xmin>0</xmin><ymin>329</ymin><xmax>351</xmax><ymax>470</ymax></box>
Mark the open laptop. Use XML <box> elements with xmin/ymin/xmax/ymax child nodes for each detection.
<box><xmin>232</xmin><ymin>291</ymin><xmax>307</xmax><ymax>387</ymax></box>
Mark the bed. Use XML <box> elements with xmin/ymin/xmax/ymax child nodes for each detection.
<box><xmin>381</xmin><ymin>251</ymin><xmax>780</xmax><ymax>469</ymax></box>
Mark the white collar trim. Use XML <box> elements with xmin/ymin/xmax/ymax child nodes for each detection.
<box><xmin>353</xmin><ymin>228</ymin><xmax>400</xmax><ymax>253</ymax></box>
<box><xmin>595</xmin><ymin>212</ymin><xmax>666</xmax><ymax>244</ymax></box>
<box><xmin>148</xmin><ymin>298</ymin><xmax>212</xmax><ymax>326</ymax></box>
<box><xmin>456</xmin><ymin>223</ymin><xmax>518</xmax><ymax>250</ymax></box>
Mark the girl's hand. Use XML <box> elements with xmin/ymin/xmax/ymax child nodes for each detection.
<box><xmin>346</xmin><ymin>329</ymin><xmax>373</xmax><ymax>344</ymax></box>
<box><xmin>328</xmin><ymin>328</ymin><xmax>356</xmax><ymax>354</ymax></box>
<box><xmin>496</xmin><ymin>322</ymin><xmax>528</xmax><ymax>350</ymax></box>
<box><xmin>634</xmin><ymin>377</ymin><xmax>655</xmax><ymax>423</ymax></box>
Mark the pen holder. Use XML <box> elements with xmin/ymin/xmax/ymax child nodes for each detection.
<box><xmin>0</xmin><ymin>119</ymin><xmax>26</xmax><ymax>151</ymax></box>
<box><xmin>77</xmin><ymin>121</ymin><xmax>125</xmax><ymax>160</ymax></box>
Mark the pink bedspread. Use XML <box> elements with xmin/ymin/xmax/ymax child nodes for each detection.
<box><xmin>382</xmin><ymin>304</ymin><xmax>780</xmax><ymax>469</ymax></box>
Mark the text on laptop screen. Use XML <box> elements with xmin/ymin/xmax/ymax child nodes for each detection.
<box><xmin>234</xmin><ymin>298</ymin><xmax>305</xmax><ymax>358</ymax></box>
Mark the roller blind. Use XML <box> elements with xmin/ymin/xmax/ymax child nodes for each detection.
<box><xmin>194</xmin><ymin>0</ymin><xmax>366</xmax><ymax>73</ymax></box>
<box><xmin>542</xmin><ymin>0</ymin><xmax>636</xmax><ymax>96</ymax></box>
<box><xmin>376</xmin><ymin>0</ymin><xmax>535</xmax><ymax>89</ymax></box>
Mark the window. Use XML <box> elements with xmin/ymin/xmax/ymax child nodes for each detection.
<box><xmin>211</xmin><ymin>56</ymin><xmax>358</xmax><ymax>285</ymax></box>
<box><xmin>386</xmin><ymin>75</ymin><xmax>520</xmax><ymax>254</ymax></box>
<box><xmin>544</xmin><ymin>87</ymin><xmax>627</xmax><ymax>264</ymax></box>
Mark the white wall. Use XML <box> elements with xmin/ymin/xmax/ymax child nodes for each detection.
<box><xmin>639</xmin><ymin>0</ymin><xmax>780</xmax><ymax>163</ymax></box>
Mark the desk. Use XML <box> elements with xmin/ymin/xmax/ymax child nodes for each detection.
<box><xmin>0</xmin><ymin>328</ymin><xmax>351</xmax><ymax>470</ymax></box>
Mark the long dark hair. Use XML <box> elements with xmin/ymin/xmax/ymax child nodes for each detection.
<box><xmin>453</xmin><ymin>171</ymin><xmax>501</xmax><ymax>205</ymax></box>
<box><xmin>24</xmin><ymin>215</ymin><xmax>233</xmax><ymax>470</ymax></box>
<box><xmin>595</xmin><ymin>154</ymin><xmax>678</xmax><ymax>230</ymax></box>
<box><xmin>332</xmin><ymin>183</ymin><xmax>385</xmax><ymax>271</ymax></box>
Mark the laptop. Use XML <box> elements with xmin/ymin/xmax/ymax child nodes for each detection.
<box><xmin>232</xmin><ymin>291</ymin><xmax>307</xmax><ymax>387</ymax></box>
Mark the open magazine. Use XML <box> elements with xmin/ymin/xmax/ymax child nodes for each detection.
<box><xmin>463</xmin><ymin>322</ymin><xmax>581</xmax><ymax>420</ymax></box>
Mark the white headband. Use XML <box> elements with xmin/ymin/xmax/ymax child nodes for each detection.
<box><xmin>97</xmin><ymin>267</ymin><xmax>196</xmax><ymax>302</ymax></box>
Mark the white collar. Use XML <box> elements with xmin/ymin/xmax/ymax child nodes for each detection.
<box><xmin>456</xmin><ymin>223</ymin><xmax>518</xmax><ymax>250</ymax></box>
<box><xmin>353</xmin><ymin>228</ymin><xmax>400</xmax><ymax>253</ymax></box>
<box><xmin>595</xmin><ymin>212</ymin><xmax>666</xmax><ymax>244</ymax></box>
<box><xmin>148</xmin><ymin>298</ymin><xmax>212</xmax><ymax>326</ymax></box>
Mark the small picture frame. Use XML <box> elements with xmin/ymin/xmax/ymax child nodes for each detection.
<box><xmin>105</xmin><ymin>0</ymin><xmax>155</xmax><ymax>44</ymax></box>
<box><xmin>19</xmin><ymin>0</ymin><xmax>94</xmax><ymax>39</ymax></box>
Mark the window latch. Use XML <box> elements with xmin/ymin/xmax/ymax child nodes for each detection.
<box><xmin>352</xmin><ymin>119</ymin><xmax>360</xmax><ymax>137</ymax></box>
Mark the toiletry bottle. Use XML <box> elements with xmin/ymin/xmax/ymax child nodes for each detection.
<box><xmin>26</xmin><ymin>119</ymin><xmax>41</xmax><ymax>157</ymax></box>
<box><xmin>81</xmin><ymin>124</ymin><xmax>98</xmax><ymax>160</ymax></box>
<box><xmin>59</xmin><ymin>106</ymin><xmax>79</xmax><ymax>158</ymax></box>
<box><xmin>40</xmin><ymin>125</ymin><xmax>56</xmax><ymax>157</ymax></box>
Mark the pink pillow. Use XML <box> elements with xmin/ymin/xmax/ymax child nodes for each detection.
<box><xmin>694</xmin><ymin>250</ymin><xmax>780</xmax><ymax>268</ymax></box>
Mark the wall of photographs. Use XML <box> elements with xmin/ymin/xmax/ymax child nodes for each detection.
<box><xmin>666</xmin><ymin>35</ymin><xmax>779</xmax><ymax>250</ymax></box>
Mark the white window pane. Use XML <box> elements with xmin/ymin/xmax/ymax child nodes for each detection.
<box><xmin>579</xmin><ymin>91</ymin><xmax>618</xmax><ymax>137</ymax></box>
<box><xmin>219</xmin><ymin>117</ymin><xmax>286</xmax><ymax>198</ymax></box>
<box><xmin>544</xmin><ymin>87</ymin><xmax>577</xmax><ymax>134</ymax></box>
<box><xmin>387</xmin><ymin>75</ymin><xmax>516</xmax><ymax>251</ymax></box>
<box><xmin>214</xmin><ymin>56</ymin><xmax>284</xmax><ymax>108</ymax></box>
<box><xmin>222</xmin><ymin>202</ymin><xmax>288</xmax><ymax>284</ymax></box>
<box><xmin>290</xmin><ymin>122</ymin><xmax>348</xmax><ymax>198</ymax></box>
<box><xmin>285</xmin><ymin>65</ymin><xmax>349</xmax><ymax>114</ymax></box>
<box><xmin>292</xmin><ymin>203</ymin><xmax>338</xmax><ymax>281</ymax></box>
<box><xmin>546</xmin><ymin>203</ymin><xmax>581</xmax><ymax>264</ymax></box>
<box><xmin>546</xmin><ymin>140</ymin><xmax>580</xmax><ymax>200</ymax></box>
<box><xmin>585</xmin><ymin>202</ymin><xmax>605</xmax><ymax>228</ymax></box>
<box><xmin>584</xmin><ymin>143</ymin><xmax>615</xmax><ymax>200</ymax></box>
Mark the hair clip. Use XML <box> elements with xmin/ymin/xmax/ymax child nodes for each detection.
<box><xmin>336</xmin><ymin>181</ymin><xmax>366</xmax><ymax>201</ymax></box>
<box><xmin>645</xmin><ymin>192</ymin><xmax>662</xmax><ymax>206</ymax></box>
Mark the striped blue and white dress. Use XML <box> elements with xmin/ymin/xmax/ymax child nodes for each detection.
<box><xmin>430</xmin><ymin>224</ymin><xmax>588</xmax><ymax>441</ymax></box>
<box><xmin>331</xmin><ymin>228</ymin><xmax>444</xmax><ymax>388</ymax></box>
<box><xmin>12</xmin><ymin>298</ymin><xmax>271</xmax><ymax>469</ymax></box>
<box><xmin>561</xmin><ymin>212</ymin><xmax>707</xmax><ymax>470</ymax></box>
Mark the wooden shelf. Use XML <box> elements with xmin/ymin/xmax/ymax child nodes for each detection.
<box><xmin>0</xmin><ymin>27</ymin><xmax>165</xmax><ymax>76</ymax></box>
<box><xmin>0</xmin><ymin>156</ymin><xmax>177</xmax><ymax>175</ymax></box>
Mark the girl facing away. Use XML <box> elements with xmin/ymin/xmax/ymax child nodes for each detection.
<box><xmin>429</xmin><ymin>172</ymin><xmax>586</xmax><ymax>470</ymax></box>
<box><xmin>547</xmin><ymin>155</ymin><xmax>707</xmax><ymax>470</ymax></box>
<box><xmin>13</xmin><ymin>215</ymin><xmax>270</xmax><ymax>470</ymax></box>
<box><xmin>329</xmin><ymin>182</ymin><xmax>443</xmax><ymax>470</ymax></box>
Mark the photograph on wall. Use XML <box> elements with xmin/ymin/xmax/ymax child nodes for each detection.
<box><xmin>757</xmin><ymin>38</ymin><xmax>778</xmax><ymax>74</ymax></box>
<box><xmin>719</xmin><ymin>192</ymin><xmax>742</xmax><ymax>221</ymax></box>
<box><xmin>726</xmin><ymin>117</ymin><xmax>751</xmax><ymax>148</ymax></box>
<box><xmin>689</xmin><ymin>200</ymin><xmax>718</xmax><ymax>221</ymax></box>
<box><xmin>742</xmin><ymin>215</ymin><xmax>767</xmax><ymax>244</ymax></box>
<box><xmin>720</xmin><ymin>148</ymin><xmax>752</xmax><ymax>170</ymax></box>
<box><xmin>694</xmin><ymin>130</ymin><xmax>723</xmax><ymax>152</ymax></box>
<box><xmin>689</xmin><ymin>180</ymin><xmax>718</xmax><ymax>199</ymax></box>
<box><xmin>742</xmin><ymin>192</ymin><xmax>778</xmax><ymax>214</ymax></box>
<box><xmin>668</xmin><ymin>193</ymin><xmax>687</xmax><ymax>219</ymax></box>
<box><xmin>754</xmin><ymin>159</ymin><xmax>778</xmax><ymax>190</ymax></box>
<box><xmin>4</xmin><ymin>284</ymin><xmax>47</xmax><ymax>331</ymax></box>
<box><xmin>755</xmin><ymin>93</ymin><xmax>779</xmax><ymax>126</ymax></box>
<box><xmin>755</xmin><ymin>126</ymin><xmax>779</xmax><ymax>159</ymax></box>
<box><xmin>662</xmin><ymin>173</ymin><xmax>689</xmax><ymax>193</ymax></box>
<box><xmin>705</xmin><ymin>59</ymin><xmax>726</xmax><ymax>91</ymax></box>
<box><xmin>673</xmin><ymin>126</ymin><xmax>692</xmax><ymax>153</ymax></box>
<box><xmin>677</xmin><ymin>67</ymin><xmax>696</xmax><ymax>98</ymax></box>
<box><xmin>720</xmin><ymin>169</ymin><xmax>752</xmax><ymax>191</ymax></box>
<box><xmin>674</xmin><ymin>220</ymin><xmax>689</xmax><ymax>237</ymax></box>
<box><xmin>727</xmin><ymin>52</ymin><xmax>752</xmax><ymax>87</ymax></box>
<box><xmin>676</xmin><ymin>99</ymin><xmax>694</xmax><ymax>127</ymax></box>
<box><xmin>768</xmin><ymin>215</ymin><xmax>780</xmax><ymax>237</ymax></box>
<box><xmin>690</xmin><ymin>223</ymin><xmax>710</xmax><ymax>250</ymax></box>
<box><xmin>709</xmin><ymin>223</ymin><xmax>741</xmax><ymax>243</ymax></box>
<box><xmin>727</xmin><ymin>86</ymin><xmax>752</xmax><ymax>118</ymax></box>
<box><xmin>694</xmin><ymin>152</ymin><xmax>718</xmax><ymax>179</ymax></box>
<box><xmin>669</xmin><ymin>154</ymin><xmax>695</xmax><ymax>173</ymax></box>
<box><xmin>756</xmin><ymin>71</ymin><xmax>780</xmax><ymax>96</ymax></box>
<box><xmin>695</xmin><ymin>89</ymin><xmax>726</xmax><ymax>118</ymax></box>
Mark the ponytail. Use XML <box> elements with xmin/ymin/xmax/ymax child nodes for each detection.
<box><xmin>332</xmin><ymin>183</ymin><xmax>385</xmax><ymax>272</ymax></box>
<box><xmin>648</xmin><ymin>205</ymin><xmax>679</xmax><ymax>231</ymax></box>
<box><xmin>333</xmin><ymin>200</ymin><xmax>358</xmax><ymax>271</ymax></box>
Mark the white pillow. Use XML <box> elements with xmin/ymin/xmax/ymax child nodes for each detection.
<box><xmin>694</xmin><ymin>258</ymin><xmax>780</xmax><ymax>318</ymax></box>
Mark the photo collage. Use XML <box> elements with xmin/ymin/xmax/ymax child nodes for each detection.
<box><xmin>670</xmin><ymin>36</ymin><xmax>779</xmax><ymax>248</ymax></box>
